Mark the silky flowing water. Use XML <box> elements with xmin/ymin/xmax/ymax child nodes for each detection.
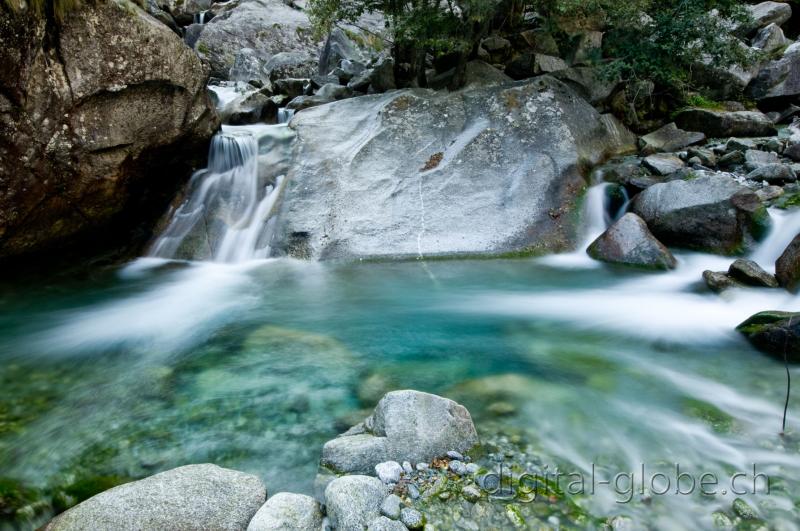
<box><xmin>3</xmin><ymin>212</ymin><xmax>800</xmax><ymax>528</ymax></box>
<box><xmin>3</xmin><ymin>95</ymin><xmax>800</xmax><ymax>529</ymax></box>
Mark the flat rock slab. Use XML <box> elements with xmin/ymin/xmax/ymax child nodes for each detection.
<box><xmin>728</xmin><ymin>259</ymin><xmax>778</xmax><ymax>287</ymax></box>
<box><xmin>45</xmin><ymin>464</ymin><xmax>266</xmax><ymax>531</ymax></box>
<box><xmin>270</xmin><ymin>76</ymin><xmax>636</xmax><ymax>260</ymax></box>
<box><xmin>642</xmin><ymin>154</ymin><xmax>685</xmax><ymax>176</ymax></box>
<box><xmin>639</xmin><ymin>122</ymin><xmax>705</xmax><ymax>155</ymax></box>
<box><xmin>675</xmin><ymin>109</ymin><xmax>777</xmax><ymax>138</ymax></box>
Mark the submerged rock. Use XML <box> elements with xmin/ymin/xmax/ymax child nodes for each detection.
<box><xmin>631</xmin><ymin>173</ymin><xmax>770</xmax><ymax>254</ymax></box>
<box><xmin>675</xmin><ymin>109</ymin><xmax>777</xmax><ymax>138</ymax></box>
<box><xmin>737</xmin><ymin>311</ymin><xmax>800</xmax><ymax>361</ymax></box>
<box><xmin>0</xmin><ymin>0</ymin><xmax>218</xmax><ymax>261</ymax></box>
<box><xmin>44</xmin><ymin>464</ymin><xmax>265</xmax><ymax>530</ymax></box>
<box><xmin>587</xmin><ymin>213</ymin><xmax>677</xmax><ymax>270</ymax></box>
<box><xmin>270</xmin><ymin>76</ymin><xmax>636</xmax><ymax>259</ymax></box>
<box><xmin>321</xmin><ymin>390</ymin><xmax>478</xmax><ymax>475</ymax></box>
<box><xmin>325</xmin><ymin>475</ymin><xmax>388</xmax><ymax>531</ymax></box>
<box><xmin>247</xmin><ymin>492</ymin><xmax>323</xmax><ymax>531</ymax></box>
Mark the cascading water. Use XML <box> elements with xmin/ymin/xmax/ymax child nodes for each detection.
<box><xmin>148</xmin><ymin>125</ymin><xmax>290</xmax><ymax>263</ymax></box>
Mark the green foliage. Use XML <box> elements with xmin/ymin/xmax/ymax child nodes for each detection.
<box><xmin>684</xmin><ymin>94</ymin><xmax>726</xmax><ymax>110</ymax></box>
<box><xmin>309</xmin><ymin>0</ymin><xmax>753</xmax><ymax>94</ymax></box>
<box><xmin>309</xmin><ymin>0</ymin><xmax>502</xmax><ymax>54</ymax></box>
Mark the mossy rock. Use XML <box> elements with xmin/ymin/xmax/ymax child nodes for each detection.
<box><xmin>737</xmin><ymin>311</ymin><xmax>800</xmax><ymax>362</ymax></box>
<box><xmin>0</xmin><ymin>477</ymin><xmax>48</xmax><ymax>523</ymax></box>
<box><xmin>52</xmin><ymin>475</ymin><xmax>132</xmax><ymax>513</ymax></box>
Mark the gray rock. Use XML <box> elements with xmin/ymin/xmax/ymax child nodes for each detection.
<box><xmin>776</xmin><ymin>233</ymin><xmax>800</xmax><ymax>291</ymax></box>
<box><xmin>756</xmin><ymin>185</ymin><xmax>784</xmax><ymax>202</ymax></box>
<box><xmin>703</xmin><ymin>271</ymin><xmax>745</xmax><ymax>293</ymax></box>
<box><xmin>462</xmin><ymin>484</ymin><xmax>481</xmax><ymax>503</ymax></box>
<box><xmin>247</xmin><ymin>492</ymin><xmax>323</xmax><ymax>531</ymax></box>
<box><xmin>718</xmin><ymin>150</ymin><xmax>746</xmax><ymax>168</ymax></box>
<box><xmin>325</xmin><ymin>475</ymin><xmax>388</xmax><ymax>531</ymax></box>
<box><xmin>587</xmin><ymin>213</ymin><xmax>677</xmax><ymax>270</ymax></box>
<box><xmin>465</xmin><ymin>463</ymin><xmax>480</xmax><ymax>475</ymax></box>
<box><xmin>746</xmin><ymin>2</ymin><xmax>792</xmax><ymax>32</ymax></box>
<box><xmin>747</xmin><ymin>45</ymin><xmax>800</xmax><ymax>102</ymax></box>
<box><xmin>45</xmin><ymin>465</ymin><xmax>265</xmax><ymax>531</ymax></box>
<box><xmin>675</xmin><ymin>109</ymin><xmax>777</xmax><ymax>138</ymax></box>
<box><xmin>746</xmin><ymin>163</ymin><xmax>797</xmax><ymax>184</ymax></box>
<box><xmin>737</xmin><ymin>311</ymin><xmax>800</xmax><ymax>361</ymax></box>
<box><xmin>0</xmin><ymin>0</ymin><xmax>218</xmax><ymax>261</ymax></box>
<box><xmin>745</xmin><ymin>149</ymin><xmax>780</xmax><ymax>170</ymax></box>
<box><xmin>631</xmin><ymin>172</ymin><xmax>770</xmax><ymax>254</ymax></box>
<box><xmin>375</xmin><ymin>461</ymin><xmax>403</xmax><ymax>484</ymax></box>
<box><xmin>463</xmin><ymin>60</ymin><xmax>513</xmax><ymax>88</ymax></box>
<box><xmin>643</xmin><ymin>154</ymin><xmax>685</xmax><ymax>176</ymax></box>
<box><xmin>195</xmin><ymin>0</ymin><xmax>318</xmax><ymax>80</ymax></box>
<box><xmin>402</xmin><ymin>461</ymin><xmax>413</xmax><ymax>474</ymax></box>
<box><xmin>380</xmin><ymin>494</ymin><xmax>402</xmax><ymax>520</ymax></box>
<box><xmin>687</xmin><ymin>147</ymin><xmax>717</xmax><ymax>167</ymax></box>
<box><xmin>551</xmin><ymin>66</ymin><xmax>619</xmax><ymax>105</ymax></box>
<box><xmin>449</xmin><ymin>460</ymin><xmax>467</xmax><ymax>476</ymax></box>
<box><xmin>273</xmin><ymin>78</ymin><xmax>308</xmax><ymax>99</ymax></box>
<box><xmin>368</xmin><ymin>516</ymin><xmax>408</xmax><ymax>531</ymax></box>
<box><xmin>752</xmin><ymin>23</ymin><xmax>789</xmax><ymax>53</ymax></box>
<box><xmin>505</xmin><ymin>53</ymin><xmax>567</xmax><ymax>79</ymax></box>
<box><xmin>639</xmin><ymin>122</ymin><xmax>706</xmax><ymax>155</ymax></box>
<box><xmin>407</xmin><ymin>484</ymin><xmax>420</xmax><ymax>500</ymax></box>
<box><xmin>728</xmin><ymin>259</ymin><xmax>779</xmax><ymax>287</ymax></box>
<box><xmin>221</xmin><ymin>92</ymin><xmax>278</xmax><ymax>125</ymax></box>
<box><xmin>270</xmin><ymin>76</ymin><xmax>635</xmax><ymax>260</ymax></box>
<box><xmin>320</xmin><ymin>28</ymin><xmax>369</xmax><ymax>77</ymax></box>
<box><xmin>400</xmin><ymin>508</ymin><xmax>424</xmax><ymax>529</ymax></box>
<box><xmin>446</xmin><ymin>450</ymin><xmax>464</xmax><ymax>460</ymax></box>
<box><xmin>321</xmin><ymin>391</ymin><xmax>478</xmax><ymax>475</ymax></box>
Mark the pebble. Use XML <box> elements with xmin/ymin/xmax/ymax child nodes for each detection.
<box><xmin>464</xmin><ymin>463</ymin><xmax>479</xmax><ymax>475</ymax></box>
<box><xmin>446</xmin><ymin>450</ymin><xmax>464</xmax><ymax>460</ymax></box>
<box><xmin>375</xmin><ymin>461</ymin><xmax>404</xmax><ymax>484</ymax></box>
<box><xmin>461</xmin><ymin>484</ymin><xmax>481</xmax><ymax>502</ymax></box>
<box><xmin>407</xmin><ymin>484</ymin><xmax>420</xmax><ymax>499</ymax></box>
<box><xmin>380</xmin><ymin>494</ymin><xmax>402</xmax><ymax>520</ymax></box>
<box><xmin>368</xmin><ymin>515</ymin><xmax>408</xmax><ymax>531</ymax></box>
<box><xmin>400</xmin><ymin>508</ymin><xmax>425</xmax><ymax>529</ymax></box>
<box><xmin>449</xmin><ymin>460</ymin><xmax>466</xmax><ymax>475</ymax></box>
<box><xmin>415</xmin><ymin>463</ymin><xmax>429</xmax><ymax>472</ymax></box>
<box><xmin>732</xmin><ymin>498</ymin><xmax>758</xmax><ymax>520</ymax></box>
<box><xmin>402</xmin><ymin>461</ymin><xmax>413</xmax><ymax>474</ymax></box>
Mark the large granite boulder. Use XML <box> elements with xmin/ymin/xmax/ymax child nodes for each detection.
<box><xmin>631</xmin><ymin>172</ymin><xmax>770</xmax><ymax>254</ymax></box>
<box><xmin>587</xmin><ymin>213</ymin><xmax>677</xmax><ymax>270</ymax></box>
<box><xmin>194</xmin><ymin>0</ymin><xmax>318</xmax><ymax>82</ymax></box>
<box><xmin>44</xmin><ymin>464</ymin><xmax>266</xmax><ymax>530</ymax></box>
<box><xmin>0</xmin><ymin>0</ymin><xmax>218</xmax><ymax>262</ymax></box>
<box><xmin>269</xmin><ymin>76</ymin><xmax>636</xmax><ymax>260</ymax></box>
<box><xmin>321</xmin><ymin>390</ymin><xmax>478</xmax><ymax>475</ymax></box>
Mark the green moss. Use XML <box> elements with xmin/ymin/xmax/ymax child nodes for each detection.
<box><xmin>0</xmin><ymin>477</ymin><xmax>47</xmax><ymax>523</ymax></box>
<box><xmin>52</xmin><ymin>475</ymin><xmax>131</xmax><ymax>513</ymax></box>
<box><xmin>683</xmin><ymin>398</ymin><xmax>735</xmax><ymax>434</ymax></box>
<box><xmin>505</xmin><ymin>504</ymin><xmax>526</xmax><ymax>527</ymax></box>
<box><xmin>197</xmin><ymin>42</ymin><xmax>210</xmax><ymax>55</ymax></box>
<box><xmin>684</xmin><ymin>94</ymin><xmax>726</xmax><ymax>111</ymax></box>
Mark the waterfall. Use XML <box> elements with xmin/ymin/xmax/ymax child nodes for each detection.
<box><xmin>277</xmin><ymin>108</ymin><xmax>295</xmax><ymax>124</ymax></box>
<box><xmin>148</xmin><ymin>126</ymin><xmax>288</xmax><ymax>263</ymax></box>
<box><xmin>195</xmin><ymin>11</ymin><xmax>208</xmax><ymax>24</ymax></box>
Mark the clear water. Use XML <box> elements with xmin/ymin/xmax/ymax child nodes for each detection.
<box><xmin>2</xmin><ymin>239</ymin><xmax>800</xmax><ymax>528</ymax></box>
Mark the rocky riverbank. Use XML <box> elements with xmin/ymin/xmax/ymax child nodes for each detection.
<box><xmin>34</xmin><ymin>389</ymin><xmax>770</xmax><ymax>530</ymax></box>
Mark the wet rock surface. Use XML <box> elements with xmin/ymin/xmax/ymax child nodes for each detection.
<box><xmin>587</xmin><ymin>213</ymin><xmax>677</xmax><ymax>270</ymax></box>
